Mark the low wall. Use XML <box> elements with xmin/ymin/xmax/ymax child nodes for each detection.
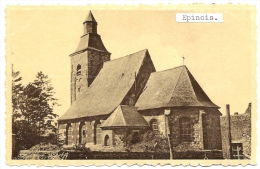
<box><xmin>17</xmin><ymin>150</ymin><xmax>223</xmax><ymax>160</ymax></box>
<box><xmin>61</xmin><ymin>150</ymin><xmax>223</xmax><ymax>159</ymax></box>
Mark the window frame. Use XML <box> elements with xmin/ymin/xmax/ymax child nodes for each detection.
<box><xmin>68</xmin><ymin>126</ymin><xmax>73</xmax><ymax>136</ymax></box>
<box><xmin>179</xmin><ymin>117</ymin><xmax>192</xmax><ymax>141</ymax></box>
<box><xmin>150</xmin><ymin>119</ymin><xmax>159</xmax><ymax>134</ymax></box>
<box><xmin>76</xmin><ymin>64</ymin><xmax>81</xmax><ymax>76</ymax></box>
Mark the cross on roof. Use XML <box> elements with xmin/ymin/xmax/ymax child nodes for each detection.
<box><xmin>182</xmin><ymin>55</ymin><xmax>185</xmax><ymax>65</ymax></box>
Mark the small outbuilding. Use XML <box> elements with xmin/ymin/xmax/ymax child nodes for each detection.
<box><xmin>100</xmin><ymin>105</ymin><xmax>149</xmax><ymax>147</ymax></box>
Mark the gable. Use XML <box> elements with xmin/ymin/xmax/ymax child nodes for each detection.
<box><xmin>101</xmin><ymin>105</ymin><xmax>149</xmax><ymax>128</ymax></box>
<box><xmin>59</xmin><ymin>49</ymin><xmax>153</xmax><ymax>121</ymax></box>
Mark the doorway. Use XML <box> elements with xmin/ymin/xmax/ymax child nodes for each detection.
<box><xmin>104</xmin><ymin>135</ymin><xmax>110</xmax><ymax>146</ymax></box>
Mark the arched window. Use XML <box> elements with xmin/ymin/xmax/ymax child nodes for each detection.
<box><xmin>179</xmin><ymin>117</ymin><xmax>192</xmax><ymax>141</ymax></box>
<box><xmin>94</xmin><ymin>120</ymin><xmax>101</xmax><ymax>145</ymax></box>
<box><xmin>76</xmin><ymin>64</ymin><xmax>81</xmax><ymax>75</ymax></box>
<box><xmin>150</xmin><ymin>119</ymin><xmax>159</xmax><ymax>134</ymax></box>
<box><xmin>65</xmin><ymin>123</ymin><xmax>72</xmax><ymax>145</ymax></box>
<box><xmin>79</xmin><ymin>122</ymin><xmax>86</xmax><ymax>144</ymax></box>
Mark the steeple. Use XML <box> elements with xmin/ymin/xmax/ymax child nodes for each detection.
<box><xmin>83</xmin><ymin>11</ymin><xmax>97</xmax><ymax>35</ymax></box>
<box><xmin>69</xmin><ymin>11</ymin><xmax>111</xmax><ymax>104</ymax></box>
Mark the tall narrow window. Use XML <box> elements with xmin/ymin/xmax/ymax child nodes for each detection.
<box><xmin>68</xmin><ymin>126</ymin><xmax>73</xmax><ymax>136</ymax></box>
<box><xmin>76</xmin><ymin>64</ymin><xmax>81</xmax><ymax>75</ymax></box>
<box><xmin>150</xmin><ymin>119</ymin><xmax>159</xmax><ymax>134</ymax></box>
<box><xmin>65</xmin><ymin>123</ymin><xmax>72</xmax><ymax>145</ymax></box>
<box><xmin>94</xmin><ymin>120</ymin><xmax>101</xmax><ymax>145</ymax></box>
<box><xmin>179</xmin><ymin>117</ymin><xmax>192</xmax><ymax>141</ymax></box>
<box><xmin>82</xmin><ymin>130</ymin><xmax>86</xmax><ymax>137</ymax></box>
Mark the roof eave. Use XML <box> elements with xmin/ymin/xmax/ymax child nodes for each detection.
<box><xmin>137</xmin><ymin>105</ymin><xmax>220</xmax><ymax>111</ymax></box>
<box><xmin>69</xmin><ymin>48</ymin><xmax>111</xmax><ymax>57</ymax></box>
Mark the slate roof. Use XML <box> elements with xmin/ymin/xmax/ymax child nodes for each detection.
<box><xmin>70</xmin><ymin>34</ymin><xmax>109</xmax><ymax>56</ymax></box>
<box><xmin>101</xmin><ymin>105</ymin><xmax>149</xmax><ymax>128</ymax></box>
<box><xmin>135</xmin><ymin>65</ymin><xmax>219</xmax><ymax>110</ymax></box>
<box><xmin>84</xmin><ymin>11</ymin><xmax>97</xmax><ymax>23</ymax></box>
<box><xmin>59</xmin><ymin>49</ymin><xmax>149</xmax><ymax>121</ymax></box>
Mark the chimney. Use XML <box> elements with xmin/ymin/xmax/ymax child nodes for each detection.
<box><xmin>226</xmin><ymin>104</ymin><xmax>232</xmax><ymax>159</ymax></box>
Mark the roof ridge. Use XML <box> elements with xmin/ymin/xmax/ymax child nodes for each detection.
<box><xmin>111</xmin><ymin>106</ymin><xmax>121</xmax><ymax>126</ymax></box>
<box><xmin>185</xmin><ymin>67</ymin><xmax>218</xmax><ymax>108</ymax></box>
<box><xmin>165</xmin><ymin>66</ymin><xmax>185</xmax><ymax>107</ymax></box>
<box><xmin>119</xmin><ymin>106</ymin><xmax>127</xmax><ymax>126</ymax></box>
<box><xmin>151</xmin><ymin>65</ymin><xmax>186</xmax><ymax>75</ymax></box>
<box><xmin>183</xmin><ymin>66</ymin><xmax>204</xmax><ymax>107</ymax></box>
<box><xmin>104</xmin><ymin>49</ymin><xmax>147</xmax><ymax>64</ymax></box>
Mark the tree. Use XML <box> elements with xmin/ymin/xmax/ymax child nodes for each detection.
<box><xmin>12</xmin><ymin>65</ymin><xmax>23</xmax><ymax>123</ymax></box>
<box><xmin>20</xmin><ymin>71</ymin><xmax>60</xmax><ymax>140</ymax></box>
<box><xmin>32</xmin><ymin>72</ymin><xmax>59</xmax><ymax>137</ymax></box>
<box><xmin>12</xmin><ymin>65</ymin><xmax>24</xmax><ymax>158</ymax></box>
<box><xmin>12</xmin><ymin>70</ymin><xmax>60</xmax><ymax>158</ymax></box>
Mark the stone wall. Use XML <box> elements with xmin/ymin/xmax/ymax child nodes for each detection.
<box><xmin>58</xmin><ymin>123</ymin><xmax>67</xmax><ymax>142</ymax></box>
<box><xmin>141</xmin><ymin>108</ymin><xmax>167</xmax><ymax>136</ymax></box>
<box><xmin>58</xmin><ymin>118</ymin><xmax>106</xmax><ymax>146</ymax></box>
<box><xmin>113</xmin><ymin>129</ymin><xmax>127</xmax><ymax>147</ymax></box>
<box><xmin>101</xmin><ymin>130</ymin><xmax>113</xmax><ymax>146</ymax></box>
<box><xmin>70</xmin><ymin>50</ymin><xmax>110</xmax><ymax>104</ymax></box>
<box><xmin>220</xmin><ymin>103</ymin><xmax>251</xmax><ymax>158</ymax></box>
<box><xmin>140</xmin><ymin>108</ymin><xmax>220</xmax><ymax>151</ymax></box>
<box><xmin>203</xmin><ymin>108</ymin><xmax>222</xmax><ymax>150</ymax></box>
<box><xmin>80</xmin><ymin>121</ymin><xmax>93</xmax><ymax>144</ymax></box>
<box><xmin>168</xmin><ymin>108</ymin><xmax>202</xmax><ymax>151</ymax></box>
<box><xmin>87</xmin><ymin>50</ymin><xmax>110</xmax><ymax>85</ymax></box>
<box><xmin>70</xmin><ymin>51</ymin><xmax>88</xmax><ymax>104</ymax></box>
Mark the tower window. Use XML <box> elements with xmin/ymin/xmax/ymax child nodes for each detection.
<box><xmin>76</xmin><ymin>65</ymin><xmax>81</xmax><ymax>75</ymax></box>
<box><xmin>179</xmin><ymin>117</ymin><xmax>192</xmax><ymax>141</ymax></box>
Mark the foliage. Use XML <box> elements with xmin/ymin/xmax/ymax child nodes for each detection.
<box><xmin>19</xmin><ymin>72</ymin><xmax>59</xmax><ymax>137</ymax></box>
<box><xmin>126</xmin><ymin>131</ymin><xmax>170</xmax><ymax>153</ymax></box>
<box><xmin>12</xmin><ymin>68</ymin><xmax>60</xmax><ymax>158</ymax></box>
<box><xmin>12</xmin><ymin>66</ymin><xmax>23</xmax><ymax>122</ymax></box>
<box><xmin>15</xmin><ymin>143</ymin><xmax>69</xmax><ymax>160</ymax></box>
<box><xmin>62</xmin><ymin>143</ymin><xmax>91</xmax><ymax>152</ymax></box>
<box><xmin>29</xmin><ymin>143</ymin><xmax>61</xmax><ymax>151</ymax></box>
<box><xmin>17</xmin><ymin>151</ymin><xmax>68</xmax><ymax>160</ymax></box>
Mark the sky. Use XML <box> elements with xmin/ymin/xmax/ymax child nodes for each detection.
<box><xmin>6</xmin><ymin>5</ymin><xmax>257</xmax><ymax>117</ymax></box>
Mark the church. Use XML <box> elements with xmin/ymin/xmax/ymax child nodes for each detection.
<box><xmin>58</xmin><ymin>11</ymin><xmax>222</xmax><ymax>152</ymax></box>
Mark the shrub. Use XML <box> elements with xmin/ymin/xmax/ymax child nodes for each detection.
<box><xmin>15</xmin><ymin>143</ymin><xmax>68</xmax><ymax>160</ymax></box>
<box><xmin>126</xmin><ymin>131</ymin><xmax>170</xmax><ymax>153</ymax></box>
<box><xmin>29</xmin><ymin>143</ymin><xmax>60</xmax><ymax>151</ymax></box>
<box><xmin>61</xmin><ymin>143</ymin><xmax>90</xmax><ymax>152</ymax></box>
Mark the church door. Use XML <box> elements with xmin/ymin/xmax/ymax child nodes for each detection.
<box><xmin>104</xmin><ymin>135</ymin><xmax>110</xmax><ymax>146</ymax></box>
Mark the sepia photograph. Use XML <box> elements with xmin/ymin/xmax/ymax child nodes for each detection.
<box><xmin>3</xmin><ymin>2</ymin><xmax>258</xmax><ymax>167</ymax></box>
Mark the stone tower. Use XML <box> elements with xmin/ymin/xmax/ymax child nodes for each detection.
<box><xmin>70</xmin><ymin>11</ymin><xmax>111</xmax><ymax>104</ymax></box>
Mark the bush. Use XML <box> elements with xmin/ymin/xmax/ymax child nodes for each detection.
<box><xmin>15</xmin><ymin>143</ymin><xmax>68</xmax><ymax>160</ymax></box>
<box><xmin>126</xmin><ymin>131</ymin><xmax>170</xmax><ymax>153</ymax></box>
<box><xmin>29</xmin><ymin>143</ymin><xmax>60</xmax><ymax>151</ymax></box>
<box><xmin>61</xmin><ymin>143</ymin><xmax>90</xmax><ymax>152</ymax></box>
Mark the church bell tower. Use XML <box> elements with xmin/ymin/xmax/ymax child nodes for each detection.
<box><xmin>70</xmin><ymin>11</ymin><xmax>111</xmax><ymax>104</ymax></box>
